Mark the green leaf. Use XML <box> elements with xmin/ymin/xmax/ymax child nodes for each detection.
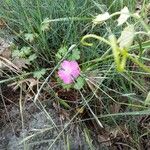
<box><xmin>62</xmin><ymin>83</ymin><xmax>72</xmax><ymax>90</ymax></box>
<box><xmin>145</xmin><ymin>92</ymin><xmax>150</xmax><ymax>105</ymax></box>
<box><xmin>68</xmin><ymin>49</ymin><xmax>80</xmax><ymax>60</ymax></box>
<box><xmin>74</xmin><ymin>76</ymin><xmax>85</xmax><ymax>90</ymax></box>
<box><xmin>33</xmin><ymin>68</ymin><xmax>46</xmax><ymax>79</ymax></box>
<box><xmin>109</xmin><ymin>34</ymin><xmax>120</xmax><ymax>71</ymax></box>
<box><xmin>59</xmin><ymin>99</ymin><xmax>71</xmax><ymax>109</ymax></box>
<box><xmin>55</xmin><ymin>46</ymin><xmax>68</xmax><ymax>60</ymax></box>
<box><xmin>28</xmin><ymin>54</ymin><xmax>37</xmax><ymax>62</ymax></box>
<box><xmin>24</xmin><ymin>33</ymin><xmax>34</xmax><ymax>42</ymax></box>
<box><xmin>41</xmin><ymin>18</ymin><xmax>51</xmax><ymax>31</ymax></box>
<box><xmin>12</xmin><ymin>49</ymin><xmax>20</xmax><ymax>57</ymax></box>
<box><xmin>21</xmin><ymin>47</ymin><xmax>32</xmax><ymax>56</ymax></box>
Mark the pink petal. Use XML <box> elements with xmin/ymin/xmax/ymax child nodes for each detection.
<box><xmin>69</xmin><ymin>61</ymin><xmax>80</xmax><ymax>77</ymax></box>
<box><xmin>61</xmin><ymin>60</ymin><xmax>70</xmax><ymax>69</ymax></box>
<box><xmin>70</xmin><ymin>61</ymin><xmax>79</xmax><ymax>69</ymax></box>
<box><xmin>58</xmin><ymin>70</ymin><xmax>73</xmax><ymax>84</ymax></box>
<box><xmin>58</xmin><ymin>70</ymin><xmax>66</xmax><ymax>79</ymax></box>
<box><xmin>58</xmin><ymin>60</ymin><xmax>80</xmax><ymax>84</ymax></box>
<box><xmin>62</xmin><ymin>75</ymin><xmax>73</xmax><ymax>84</ymax></box>
<box><xmin>71</xmin><ymin>69</ymin><xmax>80</xmax><ymax>78</ymax></box>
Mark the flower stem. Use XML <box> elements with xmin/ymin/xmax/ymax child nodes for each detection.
<box><xmin>128</xmin><ymin>54</ymin><xmax>150</xmax><ymax>73</ymax></box>
<box><xmin>81</xmin><ymin>34</ymin><xmax>111</xmax><ymax>46</ymax></box>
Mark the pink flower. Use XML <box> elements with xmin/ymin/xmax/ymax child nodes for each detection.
<box><xmin>58</xmin><ymin>60</ymin><xmax>80</xmax><ymax>84</ymax></box>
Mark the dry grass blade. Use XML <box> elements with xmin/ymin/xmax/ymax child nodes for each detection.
<box><xmin>0</xmin><ymin>56</ymin><xmax>21</xmax><ymax>72</ymax></box>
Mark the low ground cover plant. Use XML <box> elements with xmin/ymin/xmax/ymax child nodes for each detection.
<box><xmin>0</xmin><ymin>0</ymin><xmax>150</xmax><ymax>149</ymax></box>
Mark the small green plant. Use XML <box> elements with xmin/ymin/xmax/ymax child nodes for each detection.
<box><xmin>24</xmin><ymin>33</ymin><xmax>38</xmax><ymax>43</ymax></box>
<box><xmin>33</xmin><ymin>68</ymin><xmax>46</xmax><ymax>79</ymax></box>
<box><xmin>56</xmin><ymin>46</ymin><xmax>85</xmax><ymax>90</ymax></box>
<box><xmin>81</xmin><ymin>6</ymin><xmax>150</xmax><ymax>73</ymax></box>
<box><xmin>1</xmin><ymin>1</ymin><xmax>150</xmax><ymax>149</ymax></box>
<box><xmin>12</xmin><ymin>46</ymin><xmax>37</xmax><ymax>68</ymax></box>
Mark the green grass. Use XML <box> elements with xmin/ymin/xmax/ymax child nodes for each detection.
<box><xmin>0</xmin><ymin>0</ymin><xmax>150</xmax><ymax>149</ymax></box>
<box><xmin>0</xmin><ymin>0</ymin><xmax>142</xmax><ymax>63</ymax></box>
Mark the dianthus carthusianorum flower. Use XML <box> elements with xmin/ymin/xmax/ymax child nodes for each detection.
<box><xmin>58</xmin><ymin>60</ymin><xmax>80</xmax><ymax>84</ymax></box>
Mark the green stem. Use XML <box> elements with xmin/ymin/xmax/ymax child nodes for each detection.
<box><xmin>81</xmin><ymin>34</ymin><xmax>111</xmax><ymax>46</ymax></box>
<box><xmin>50</xmin><ymin>17</ymin><xmax>92</xmax><ymax>22</ymax></box>
<box><xmin>108</xmin><ymin>34</ymin><xmax>121</xmax><ymax>72</ymax></box>
<box><xmin>132</xmin><ymin>14</ymin><xmax>150</xmax><ymax>32</ymax></box>
<box><xmin>128</xmin><ymin>54</ymin><xmax>150</xmax><ymax>73</ymax></box>
<box><xmin>81</xmin><ymin>54</ymin><xmax>113</xmax><ymax>66</ymax></box>
<box><xmin>0</xmin><ymin>73</ymin><xmax>31</xmax><ymax>84</ymax></box>
<box><xmin>110</xmin><ymin>11</ymin><xmax>121</xmax><ymax>18</ymax></box>
<box><xmin>139</xmin><ymin>19</ymin><xmax>150</xmax><ymax>33</ymax></box>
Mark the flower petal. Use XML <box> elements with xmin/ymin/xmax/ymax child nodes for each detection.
<box><xmin>69</xmin><ymin>61</ymin><xmax>80</xmax><ymax>69</ymax></box>
<box><xmin>58</xmin><ymin>70</ymin><xmax>73</xmax><ymax>84</ymax></box>
<box><xmin>58</xmin><ymin>60</ymin><xmax>80</xmax><ymax>84</ymax></box>
<box><xmin>61</xmin><ymin>60</ymin><xmax>70</xmax><ymax>69</ymax></box>
<box><xmin>71</xmin><ymin>69</ymin><xmax>80</xmax><ymax>78</ymax></box>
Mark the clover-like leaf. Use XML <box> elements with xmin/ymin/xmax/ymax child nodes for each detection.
<box><xmin>33</xmin><ymin>68</ymin><xmax>46</xmax><ymax>79</ymax></box>
<box><xmin>12</xmin><ymin>49</ymin><xmax>20</xmax><ymax>57</ymax></box>
<box><xmin>74</xmin><ymin>76</ymin><xmax>85</xmax><ymax>90</ymax></box>
<box><xmin>56</xmin><ymin>46</ymin><xmax>68</xmax><ymax>60</ymax></box>
<box><xmin>21</xmin><ymin>47</ymin><xmax>32</xmax><ymax>56</ymax></box>
<box><xmin>68</xmin><ymin>49</ymin><xmax>80</xmax><ymax>60</ymax></box>
<box><xmin>12</xmin><ymin>47</ymin><xmax>32</xmax><ymax>58</ymax></box>
<box><xmin>41</xmin><ymin>18</ymin><xmax>51</xmax><ymax>31</ymax></box>
<box><xmin>28</xmin><ymin>54</ymin><xmax>37</xmax><ymax>62</ymax></box>
<box><xmin>25</xmin><ymin>33</ymin><xmax>34</xmax><ymax>42</ymax></box>
<box><xmin>24</xmin><ymin>33</ymin><xmax>38</xmax><ymax>42</ymax></box>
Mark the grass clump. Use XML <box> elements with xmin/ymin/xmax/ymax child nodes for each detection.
<box><xmin>0</xmin><ymin>0</ymin><xmax>150</xmax><ymax>149</ymax></box>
